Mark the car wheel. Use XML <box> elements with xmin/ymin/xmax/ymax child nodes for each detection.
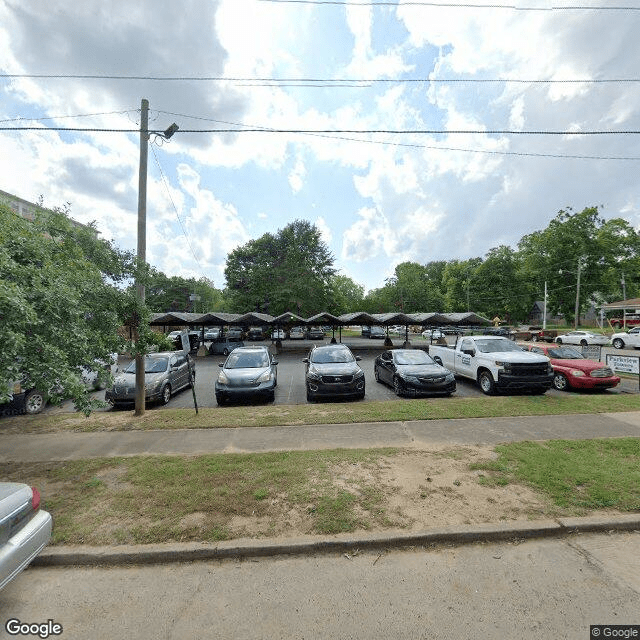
<box><xmin>374</xmin><ymin>367</ymin><xmax>381</xmax><ymax>383</ymax></box>
<box><xmin>612</xmin><ymin>338</ymin><xmax>625</xmax><ymax>349</ymax></box>
<box><xmin>612</xmin><ymin>322</ymin><xmax>621</xmax><ymax>329</ymax></box>
<box><xmin>553</xmin><ymin>373</ymin><xmax>569</xmax><ymax>391</ymax></box>
<box><xmin>161</xmin><ymin>384</ymin><xmax>171</xmax><ymax>405</ymax></box>
<box><xmin>478</xmin><ymin>371</ymin><xmax>495</xmax><ymax>395</ymax></box>
<box><xmin>531</xmin><ymin>335</ymin><xmax>538</xmax><ymax>342</ymax></box>
<box><xmin>23</xmin><ymin>389</ymin><xmax>45</xmax><ymax>415</ymax></box>
<box><xmin>222</xmin><ymin>348</ymin><xmax>230</xmax><ymax>356</ymax></box>
<box><xmin>556</xmin><ymin>338</ymin><xmax>563</xmax><ymax>344</ymax></box>
<box><xmin>580</xmin><ymin>340</ymin><xmax>588</xmax><ymax>347</ymax></box>
<box><xmin>393</xmin><ymin>376</ymin><xmax>404</xmax><ymax>397</ymax></box>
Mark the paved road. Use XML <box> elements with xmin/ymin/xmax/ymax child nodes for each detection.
<box><xmin>2</xmin><ymin>532</ymin><xmax>639</xmax><ymax>639</ymax></box>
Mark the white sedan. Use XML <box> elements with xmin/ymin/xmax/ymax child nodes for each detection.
<box><xmin>610</xmin><ymin>327</ymin><xmax>640</xmax><ymax>349</ymax></box>
<box><xmin>555</xmin><ymin>330</ymin><xmax>609</xmax><ymax>346</ymax></box>
<box><xmin>422</xmin><ymin>329</ymin><xmax>445</xmax><ymax>340</ymax></box>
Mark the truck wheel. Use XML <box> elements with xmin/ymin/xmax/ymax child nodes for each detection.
<box><xmin>23</xmin><ymin>389</ymin><xmax>46</xmax><ymax>415</ymax></box>
<box><xmin>553</xmin><ymin>373</ymin><xmax>569</xmax><ymax>391</ymax></box>
<box><xmin>580</xmin><ymin>340</ymin><xmax>588</xmax><ymax>347</ymax></box>
<box><xmin>478</xmin><ymin>371</ymin><xmax>495</xmax><ymax>395</ymax></box>
<box><xmin>612</xmin><ymin>338</ymin><xmax>625</xmax><ymax>349</ymax></box>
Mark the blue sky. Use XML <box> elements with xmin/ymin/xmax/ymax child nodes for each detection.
<box><xmin>1</xmin><ymin>0</ymin><xmax>640</xmax><ymax>294</ymax></box>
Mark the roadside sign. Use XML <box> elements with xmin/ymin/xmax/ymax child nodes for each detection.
<box><xmin>606</xmin><ymin>354</ymin><xmax>640</xmax><ymax>375</ymax></box>
<box><xmin>581</xmin><ymin>345</ymin><xmax>602</xmax><ymax>361</ymax></box>
<box><xmin>179</xmin><ymin>330</ymin><xmax>190</xmax><ymax>354</ymax></box>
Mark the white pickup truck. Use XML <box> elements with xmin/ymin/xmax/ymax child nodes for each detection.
<box><xmin>428</xmin><ymin>335</ymin><xmax>554</xmax><ymax>395</ymax></box>
<box><xmin>610</xmin><ymin>327</ymin><xmax>640</xmax><ymax>349</ymax></box>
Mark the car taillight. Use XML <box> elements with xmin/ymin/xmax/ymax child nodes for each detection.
<box><xmin>31</xmin><ymin>487</ymin><xmax>41</xmax><ymax>511</ymax></box>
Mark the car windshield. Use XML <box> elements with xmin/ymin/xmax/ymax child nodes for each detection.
<box><xmin>547</xmin><ymin>347</ymin><xmax>584</xmax><ymax>359</ymax></box>
<box><xmin>394</xmin><ymin>351</ymin><xmax>434</xmax><ymax>366</ymax></box>
<box><xmin>124</xmin><ymin>357</ymin><xmax>169</xmax><ymax>374</ymax></box>
<box><xmin>475</xmin><ymin>339</ymin><xmax>524</xmax><ymax>353</ymax></box>
<box><xmin>311</xmin><ymin>347</ymin><xmax>354</xmax><ymax>364</ymax></box>
<box><xmin>226</xmin><ymin>352</ymin><xmax>270</xmax><ymax>369</ymax></box>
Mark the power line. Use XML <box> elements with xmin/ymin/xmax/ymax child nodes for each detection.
<box><xmin>256</xmin><ymin>0</ymin><xmax>640</xmax><ymax>8</ymax></box>
<box><xmin>155</xmin><ymin>110</ymin><xmax>640</xmax><ymax>160</ymax></box>
<box><xmin>2</xmin><ymin>73</ymin><xmax>640</xmax><ymax>85</ymax></box>
<box><xmin>150</xmin><ymin>143</ymin><xmax>204</xmax><ymax>273</ymax></box>
<box><xmin>3</xmin><ymin>125</ymin><xmax>640</xmax><ymax>135</ymax></box>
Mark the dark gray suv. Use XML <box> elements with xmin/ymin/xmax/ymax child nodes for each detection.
<box><xmin>303</xmin><ymin>344</ymin><xmax>365</xmax><ymax>402</ymax></box>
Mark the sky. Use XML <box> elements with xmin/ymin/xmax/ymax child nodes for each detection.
<box><xmin>1</xmin><ymin>0</ymin><xmax>640</xmax><ymax>294</ymax></box>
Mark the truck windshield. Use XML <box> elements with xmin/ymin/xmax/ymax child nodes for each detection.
<box><xmin>475</xmin><ymin>339</ymin><xmax>525</xmax><ymax>354</ymax></box>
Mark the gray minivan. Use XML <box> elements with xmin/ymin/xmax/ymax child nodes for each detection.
<box><xmin>105</xmin><ymin>352</ymin><xmax>195</xmax><ymax>407</ymax></box>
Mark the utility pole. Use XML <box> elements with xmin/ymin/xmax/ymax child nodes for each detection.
<box><xmin>622</xmin><ymin>273</ymin><xmax>626</xmax><ymax>329</ymax></box>
<box><xmin>135</xmin><ymin>98</ymin><xmax>149</xmax><ymax>416</ymax></box>
<box><xmin>574</xmin><ymin>260</ymin><xmax>582</xmax><ymax>330</ymax></box>
<box><xmin>543</xmin><ymin>281</ymin><xmax>547</xmax><ymax>330</ymax></box>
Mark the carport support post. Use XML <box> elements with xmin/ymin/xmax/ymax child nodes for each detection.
<box><xmin>134</xmin><ymin>98</ymin><xmax>149</xmax><ymax>416</ymax></box>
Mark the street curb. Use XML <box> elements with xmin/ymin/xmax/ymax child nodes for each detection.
<box><xmin>32</xmin><ymin>515</ymin><xmax>640</xmax><ymax>568</ymax></box>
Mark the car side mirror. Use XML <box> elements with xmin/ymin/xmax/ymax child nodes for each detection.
<box><xmin>218</xmin><ymin>363</ymin><xmax>224</xmax><ymax>368</ymax></box>
<box><xmin>433</xmin><ymin>356</ymin><xmax>443</xmax><ymax>366</ymax></box>
<box><xmin>355</xmin><ymin>356</ymin><xmax>362</xmax><ymax>361</ymax></box>
<box><xmin>272</xmin><ymin>359</ymin><xmax>278</xmax><ymax>365</ymax></box>
<box><xmin>302</xmin><ymin>358</ymin><xmax>309</xmax><ymax>364</ymax></box>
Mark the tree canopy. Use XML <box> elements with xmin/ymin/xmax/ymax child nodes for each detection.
<box><xmin>224</xmin><ymin>220</ymin><xmax>336</xmax><ymax>316</ymax></box>
<box><xmin>0</xmin><ymin>203</ymin><xmax>143</xmax><ymax>414</ymax></box>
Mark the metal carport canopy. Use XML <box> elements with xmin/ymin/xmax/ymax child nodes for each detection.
<box><xmin>600</xmin><ymin>298</ymin><xmax>640</xmax><ymax>311</ymax></box>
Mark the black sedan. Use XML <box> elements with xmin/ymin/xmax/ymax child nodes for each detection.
<box><xmin>374</xmin><ymin>349</ymin><xmax>456</xmax><ymax>397</ymax></box>
<box><xmin>215</xmin><ymin>346</ymin><xmax>277</xmax><ymax>405</ymax></box>
<box><xmin>303</xmin><ymin>344</ymin><xmax>365</xmax><ymax>402</ymax></box>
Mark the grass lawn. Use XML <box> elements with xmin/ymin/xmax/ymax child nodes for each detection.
<box><xmin>2</xmin><ymin>438</ymin><xmax>637</xmax><ymax>546</ymax></box>
<box><xmin>472</xmin><ymin>437</ymin><xmax>640</xmax><ymax>511</ymax></box>
<box><xmin>3</xmin><ymin>393</ymin><xmax>640</xmax><ymax>434</ymax></box>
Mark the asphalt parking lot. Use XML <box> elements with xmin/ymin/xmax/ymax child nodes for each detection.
<box><xmin>33</xmin><ymin>335</ymin><xmax>638</xmax><ymax>414</ymax></box>
<box><xmin>110</xmin><ymin>336</ymin><xmax>639</xmax><ymax>410</ymax></box>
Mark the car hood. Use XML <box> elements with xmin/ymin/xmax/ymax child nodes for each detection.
<box><xmin>481</xmin><ymin>351</ymin><xmax>549</xmax><ymax>364</ymax></box>
<box><xmin>223</xmin><ymin>366</ymin><xmax>271</xmax><ymax>384</ymax></box>
<box><xmin>397</xmin><ymin>363</ymin><xmax>450</xmax><ymax>377</ymax></box>
<box><xmin>550</xmin><ymin>358</ymin><xmax>609</xmax><ymax>372</ymax></box>
<box><xmin>112</xmin><ymin>371</ymin><xmax>165</xmax><ymax>386</ymax></box>
<box><xmin>309</xmin><ymin>362</ymin><xmax>361</xmax><ymax>375</ymax></box>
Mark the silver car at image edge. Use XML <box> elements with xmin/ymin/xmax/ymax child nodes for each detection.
<box><xmin>0</xmin><ymin>483</ymin><xmax>52</xmax><ymax>590</ymax></box>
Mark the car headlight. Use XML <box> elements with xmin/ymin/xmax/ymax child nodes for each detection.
<box><xmin>307</xmin><ymin>369</ymin><xmax>322</xmax><ymax>381</ymax></box>
<box><xmin>256</xmin><ymin>370</ymin><xmax>273</xmax><ymax>383</ymax></box>
<box><xmin>570</xmin><ymin>370</ymin><xmax>585</xmax><ymax>377</ymax></box>
<box><xmin>354</xmin><ymin>369</ymin><xmax>365</xmax><ymax>379</ymax></box>
<box><xmin>494</xmin><ymin>361</ymin><xmax>511</xmax><ymax>370</ymax></box>
<box><xmin>445</xmin><ymin>373</ymin><xmax>455</xmax><ymax>382</ymax></box>
<box><xmin>217</xmin><ymin>371</ymin><xmax>230</xmax><ymax>384</ymax></box>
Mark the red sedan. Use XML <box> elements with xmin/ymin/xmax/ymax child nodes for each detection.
<box><xmin>518</xmin><ymin>343</ymin><xmax>620</xmax><ymax>392</ymax></box>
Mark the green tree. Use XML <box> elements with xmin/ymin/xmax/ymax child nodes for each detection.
<box><xmin>327</xmin><ymin>274</ymin><xmax>364</xmax><ymax>315</ymax></box>
<box><xmin>0</xmin><ymin>203</ymin><xmax>140</xmax><ymax>415</ymax></box>
<box><xmin>224</xmin><ymin>220</ymin><xmax>336</xmax><ymax>316</ymax></box>
<box><xmin>441</xmin><ymin>258</ymin><xmax>483</xmax><ymax>312</ymax></box>
<box><xmin>518</xmin><ymin>207</ymin><xmax>640</xmax><ymax>325</ymax></box>
<box><xmin>145</xmin><ymin>271</ymin><xmax>226</xmax><ymax>312</ymax></box>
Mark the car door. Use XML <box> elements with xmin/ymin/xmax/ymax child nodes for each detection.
<box><xmin>377</xmin><ymin>351</ymin><xmax>394</xmax><ymax>384</ymax></box>
<box><xmin>456</xmin><ymin>338</ymin><xmax>476</xmax><ymax>379</ymax></box>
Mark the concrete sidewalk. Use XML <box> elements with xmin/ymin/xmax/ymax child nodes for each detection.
<box><xmin>2</xmin><ymin>411</ymin><xmax>640</xmax><ymax>462</ymax></box>
<box><xmin>4</xmin><ymin>411</ymin><xmax>639</xmax><ymax>567</ymax></box>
